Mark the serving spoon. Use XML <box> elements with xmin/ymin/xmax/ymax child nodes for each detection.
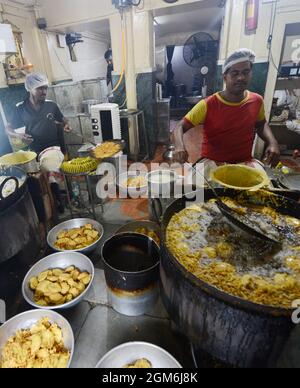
<box><xmin>190</xmin><ymin>164</ymin><xmax>281</xmax><ymax>245</ymax></box>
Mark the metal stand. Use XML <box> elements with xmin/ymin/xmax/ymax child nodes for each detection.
<box><xmin>62</xmin><ymin>172</ymin><xmax>104</xmax><ymax>220</ymax></box>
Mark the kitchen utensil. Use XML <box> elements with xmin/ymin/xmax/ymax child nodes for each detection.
<box><xmin>47</xmin><ymin>218</ymin><xmax>104</xmax><ymax>254</ymax></box>
<box><xmin>95</xmin><ymin>342</ymin><xmax>182</xmax><ymax>368</ymax></box>
<box><xmin>0</xmin><ymin>310</ymin><xmax>74</xmax><ymax>368</ymax></box>
<box><xmin>0</xmin><ymin>300</ymin><xmax>5</xmax><ymax>325</ymax></box>
<box><xmin>117</xmin><ymin>171</ymin><xmax>148</xmax><ymax>198</ymax></box>
<box><xmin>211</xmin><ymin>164</ymin><xmax>269</xmax><ymax>191</ymax></box>
<box><xmin>163</xmin><ymin>144</ymin><xmax>176</xmax><ymax>163</ymax></box>
<box><xmin>159</xmin><ymin>187</ymin><xmax>300</xmax><ymax>368</ymax></box>
<box><xmin>102</xmin><ymin>233</ymin><xmax>160</xmax><ymax>316</ymax></box>
<box><xmin>192</xmin><ymin>164</ymin><xmax>280</xmax><ymax>245</ymax></box>
<box><xmin>0</xmin><ymin>151</ymin><xmax>39</xmax><ymax>173</ymax></box>
<box><xmin>279</xmin><ymin>174</ymin><xmax>300</xmax><ymax>191</ymax></box>
<box><xmin>22</xmin><ymin>251</ymin><xmax>94</xmax><ymax>310</ymax></box>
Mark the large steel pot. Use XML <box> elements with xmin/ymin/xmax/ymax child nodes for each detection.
<box><xmin>0</xmin><ymin>185</ymin><xmax>40</xmax><ymax>264</ymax></box>
<box><xmin>102</xmin><ymin>233</ymin><xmax>160</xmax><ymax>316</ymax></box>
<box><xmin>0</xmin><ymin>151</ymin><xmax>39</xmax><ymax>173</ymax></box>
<box><xmin>160</xmin><ymin>189</ymin><xmax>300</xmax><ymax>368</ymax></box>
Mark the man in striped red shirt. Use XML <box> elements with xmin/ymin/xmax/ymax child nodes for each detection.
<box><xmin>172</xmin><ymin>49</ymin><xmax>280</xmax><ymax>176</ymax></box>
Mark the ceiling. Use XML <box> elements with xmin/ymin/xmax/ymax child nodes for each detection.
<box><xmin>154</xmin><ymin>0</ymin><xmax>225</xmax><ymax>38</ymax></box>
<box><xmin>65</xmin><ymin>19</ymin><xmax>111</xmax><ymax>42</ymax></box>
<box><xmin>3</xmin><ymin>0</ymin><xmax>225</xmax><ymax>43</ymax></box>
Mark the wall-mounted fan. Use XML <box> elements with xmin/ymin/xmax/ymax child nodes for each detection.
<box><xmin>183</xmin><ymin>32</ymin><xmax>218</xmax><ymax>70</ymax></box>
<box><xmin>183</xmin><ymin>32</ymin><xmax>219</xmax><ymax>96</ymax></box>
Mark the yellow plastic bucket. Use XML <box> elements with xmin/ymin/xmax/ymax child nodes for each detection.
<box><xmin>211</xmin><ymin>164</ymin><xmax>270</xmax><ymax>191</ymax></box>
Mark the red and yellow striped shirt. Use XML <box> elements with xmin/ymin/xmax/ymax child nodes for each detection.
<box><xmin>184</xmin><ymin>91</ymin><xmax>266</xmax><ymax>163</ymax></box>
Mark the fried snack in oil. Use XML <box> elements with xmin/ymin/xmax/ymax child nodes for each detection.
<box><xmin>0</xmin><ymin>318</ymin><xmax>70</xmax><ymax>368</ymax></box>
<box><xmin>29</xmin><ymin>267</ymin><xmax>92</xmax><ymax>307</ymax></box>
<box><xmin>167</xmin><ymin>198</ymin><xmax>300</xmax><ymax>309</ymax></box>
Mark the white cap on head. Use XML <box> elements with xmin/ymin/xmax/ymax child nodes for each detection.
<box><xmin>25</xmin><ymin>72</ymin><xmax>49</xmax><ymax>92</ymax></box>
<box><xmin>223</xmin><ymin>49</ymin><xmax>256</xmax><ymax>75</ymax></box>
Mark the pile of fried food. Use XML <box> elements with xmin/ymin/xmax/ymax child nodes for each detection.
<box><xmin>124</xmin><ymin>358</ymin><xmax>152</xmax><ymax>368</ymax></box>
<box><xmin>125</xmin><ymin>176</ymin><xmax>147</xmax><ymax>189</ymax></box>
<box><xmin>135</xmin><ymin>227</ymin><xmax>160</xmax><ymax>246</ymax></box>
<box><xmin>29</xmin><ymin>266</ymin><xmax>92</xmax><ymax>307</ymax></box>
<box><xmin>0</xmin><ymin>318</ymin><xmax>70</xmax><ymax>368</ymax></box>
<box><xmin>92</xmin><ymin>142</ymin><xmax>121</xmax><ymax>159</ymax></box>
<box><xmin>54</xmin><ymin>223</ymin><xmax>100</xmax><ymax>251</ymax></box>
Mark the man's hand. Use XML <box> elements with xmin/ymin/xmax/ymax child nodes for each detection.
<box><xmin>63</xmin><ymin>123</ymin><xmax>72</xmax><ymax>133</ymax></box>
<box><xmin>173</xmin><ymin>148</ymin><xmax>189</xmax><ymax>164</ymax></box>
<box><xmin>264</xmin><ymin>143</ymin><xmax>280</xmax><ymax>168</ymax></box>
<box><xmin>20</xmin><ymin>133</ymin><xmax>33</xmax><ymax>145</ymax></box>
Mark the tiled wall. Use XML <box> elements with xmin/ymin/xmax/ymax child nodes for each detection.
<box><xmin>136</xmin><ymin>72</ymin><xmax>157</xmax><ymax>159</ymax></box>
<box><xmin>0</xmin><ymin>84</ymin><xmax>28</xmax><ymax>156</ymax></box>
<box><xmin>112</xmin><ymin>73</ymin><xmax>158</xmax><ymax>159</ymax></box>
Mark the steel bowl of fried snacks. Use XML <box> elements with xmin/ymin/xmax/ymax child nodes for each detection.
<box><xmin>91</xmin><ymin>141</ymin><xmax>123</xmax><ymax>160</ymax></box>
<box><xmin>0</xmin><ymin>310</ymin><xmax>74</xmax><ymax>368</ymax></box>
<box><xmin>117</xmin><ymin>172</ymin><xmax>148</xmax><ymax>197</ymax></box>
<box><xmin>95</xmin><ymin>342</ymin><xmax>182</xmax><ymax>369</ymax></box>
<box><xmin>47</xmin><ymin>218</ymin><xmax>104</xmax><ymax>253</ymax></box>
<box><xmin>22</xmin><ymin>252</ymin><xmax>95</xmax><ymax>310</ymax></box>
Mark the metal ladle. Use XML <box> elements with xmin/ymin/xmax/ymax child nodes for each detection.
<box><xmin>47</xmin><ymin>113</ymin><xmax>97</xmax><ymax>146</ymax></box>
<box><xmin>190</xmin><ymin>164</ymin><xmax>281</xmax><ymax>245</ymax></box>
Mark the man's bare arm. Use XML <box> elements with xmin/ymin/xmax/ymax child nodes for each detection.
<box><xmin>256</xmin><ymin>121</ymin><xmax>280</xmax><ymax>167</ymax></box>
<box><xmin>172</xmin><ymin>120</ymin><xmax>193</xmax><ymax>151</ymax></box>
<box><xmin>170</xmin><ymin>119</ymin><xmax>194</xmax><ymax>163</ymax></box>
<box><xmin>5</xmin><ymin>123</ymin><xmax>33</xmax><ymax>144</ymax></box>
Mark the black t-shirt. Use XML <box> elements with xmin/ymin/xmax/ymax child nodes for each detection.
<box><xmin>10</xmin><ymin>99</ymin><xmax>65</xmax><ymax>154</ymax></box>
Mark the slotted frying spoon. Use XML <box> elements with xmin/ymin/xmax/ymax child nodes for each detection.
<box><xmin>190</xmin><ymin>164</ymin><xmax>281</xmax><ymax>245</ymax></box>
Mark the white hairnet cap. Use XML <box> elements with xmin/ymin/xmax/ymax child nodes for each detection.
<box><xmin>25</xmin><ymin>72</ymin><xmax>49</xmax><ymax>92</ymax></box>
<box><xmin>223</xmin><ymin>49</ymin><xmax>256</xmax><ymax>74</ymax></box>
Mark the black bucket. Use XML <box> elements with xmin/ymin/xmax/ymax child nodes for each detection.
<box><xmin>102</xmin><ymin>233</ymin><xmax>160</xmax><ymax>316</ymax></box>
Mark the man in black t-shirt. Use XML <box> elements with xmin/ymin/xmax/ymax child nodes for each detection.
<box><xmin>6</xmin><ymin>73</ymin><xmax>72</xmax><ymax>214</ymax></box>
<box><xmin>6</xmin><ymin>73</ymin><xmax>71</xmax><ymax>155</ymax></box>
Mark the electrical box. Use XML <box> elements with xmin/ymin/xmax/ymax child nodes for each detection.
<box><xmin>0</xmin><ymin>24</ymin><xmax>17</xmax><ymax>55</ymax></box>
<box><xmin>37</xmin><ymin>18</ymin><xmax>47</xmax><ymax>30</ymax></box>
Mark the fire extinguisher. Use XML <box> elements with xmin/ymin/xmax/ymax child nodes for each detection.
<box><xmin>245</xmin><ymin>0</ymin><xmax>259</xmax><ymax>33</ymax></box>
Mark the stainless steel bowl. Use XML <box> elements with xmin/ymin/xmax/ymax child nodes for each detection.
<box><xmin>117</xmin><ymin>172</ymin><xmax>148</xmax><ymax>197</ymax></box>
<box><xmin>22</xmin><ymin>252</ymin><xmax>95</xmax><ymax>310</ymax></box>
<box><xmin>0</xmin><ymin>309</ymin><xmax>74</xmax><ymax>368</ymax></box>
<box><xmin>47</xmin><ymin>218</ymin><xmax>104</xmax><ymax>253</ymax></box>
<box><xmin>0</xmin><ymin>151</ymin><xmax>39</xmax><ymax>173</ymax></box>
<box><xmin>95</xmin><ymin>342</ymin><xmax>182</xmax><ymax>368</ymax></box>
